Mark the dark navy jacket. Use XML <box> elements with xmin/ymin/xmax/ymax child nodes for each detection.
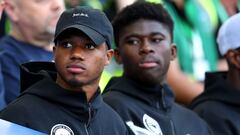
<box><xmin>0</xmin><ymin>62</ymin><xmax>128</xmax><ymax>135</ymax></box>
<box><xmin>0</xmin><ymin>36</ymin><xmax>53</xmax><ymax>110</ymax></box>
<box><xmin>190</xmin><ymin>72</ymin><xmax>240</xmax><ymax>135</ymax></box>
<box><xmin>103</xmin><ymin>77</ymin><xmax>214</xmax><ymax>135</ymax></box>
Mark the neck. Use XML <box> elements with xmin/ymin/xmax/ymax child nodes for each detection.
<box><xmin>227</xmin><ymin>68</ymin><xmax>240</xmax><ymax>90</ymax></box>
<box><xmin>56</xmin><ymin>76</ymin><xmax>100</xmax><ymax>102</ymax></box>
<box><xmin>81</xmin><ymin>84</ymin><xmax>99</xmax><ymax>102</ymax></box>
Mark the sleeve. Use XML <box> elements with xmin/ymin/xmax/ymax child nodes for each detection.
<box><xmin>0</xmin><ymin>102</ymin><xmax>29</xmax><ymax>127</ymax></box>
<box><xmin>0</xmin><ymin>63</ymin><xmax>7</xmax><ymax>110</ymax></box>
<box><xmin>0</xmin><ymin>50</ymin><xmax>21</xmax><ymax>106</ymax></box>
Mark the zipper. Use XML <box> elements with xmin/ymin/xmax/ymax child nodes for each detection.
<box><xmin>169</xmin><ymin>118</ymin><xmax>176</xmax><ymax>135</ymax></box>
<box><xmin>84</xmin><ymin>124</ymin><xmax>89</xmax><ymax>135</ymax></box>
<box><xmin>161</xmin><ymin>88</ymin><xmax>176</xmax><ymax>135</ymax></box>
<box><xmin>84</xmin><ymin>103</ymin><xmax>92</xmax><ymax>135</ymax></box>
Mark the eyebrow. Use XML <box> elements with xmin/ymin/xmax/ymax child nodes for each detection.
<box><xmin>124</xmin><ymin>32</ymin><xmax>165</xmax><ymax>39</ymax></box>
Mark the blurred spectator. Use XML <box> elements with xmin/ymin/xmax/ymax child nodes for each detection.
<box><xmin>190</xmin><ymin>13</ymin><xmax>240</xmax><ymax>135</ymax></box>
<box><xmin>0</xmin><ymin>0</ymin><xmax>65</xmax><ymax>110</ymax></box>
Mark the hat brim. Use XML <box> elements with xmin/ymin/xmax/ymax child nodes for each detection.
<box><xmin>54</xmin><ymin>24</ymin><xmax>105</xmax><ymax>46</ymax></box>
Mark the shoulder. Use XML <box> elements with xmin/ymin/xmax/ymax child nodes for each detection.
<box><xmin>103</xmin><ymin>91</ymin><xmax>134</xmax><ymax>112</ymax></box>
<box><xmin>171</xmin><ymin>103</ymin><xmax>213</xmax><ymax>133</ymax></box>
<box><xmin>0</xmin><ymin>36</ymin><xmax>18</xmax><ymax>50</ymax></box>
<box><xmin>172</xmin><ymin>103</ymin><xmax>209</xmax><ymax>125</ymax></box>
<box><xmin>192</xmin><ymin>100</ymin><xmax>235</xmax><ymax>120</ymax></box>
<box><xmin>190</xmin><ymin>101</ymin><xmax>240</xmax><ymax>135</ymax></box>
<box><xmin>0</xmin><ymin>97</ymin><xmax>33</xmax><ymax>126</ymax></box>
<box><xmin>100</xmin><ymin>101</ymin><xmax>125</xmax><ymax>121</ymax></box>
<box><xmin>172</xmin><ymin>103</ymin><xmax>202</xmax><ymax>119</ymax></box>
<box><xmin>98</xmin><ymin>102</ymin><xmax>128</xmax><ymax>134</ymax></box>
<box><xmin>0</xmin><ymin>37</ymin><xmax>23</xmax><ymax>63</ymax></box>
<box><xmin>191</xmin><ymin>100</ymin><xmax>225</xmax><ymax>115</ymax></box>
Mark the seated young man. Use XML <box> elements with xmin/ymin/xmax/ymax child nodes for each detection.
<box><xmin>103</xmin><ymin>2</ymin><xmax>213</xmax><ymax>135</ymax></box>
<box><xmin>0</xmin><ymin>6</ymin><xmax>127</xmax><ymax>135</ymax></box>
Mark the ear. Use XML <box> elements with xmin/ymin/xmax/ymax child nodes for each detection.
<box><xmin>104</xmin><ymin>49</ymin><xmax>114</xmax><ymax>66</ymax></box>
<box><xmin>53</xmin><ymin>46</ymin><xmax>56</xmax><ymax>60</ymax></box>
<box><xmin>226</xmin><ymin>50</ymin><xmax>240</xmax><ymax>69</ymax></box>
<box><xmin>0</xmin><ymin>1</ymin><xmax>6</xmax><ymax>18</ymax></box>
<box><xmin>114</xmin><ymin>48</ymin><xmax>123</xmax><ymax>64</ymax></box>
<box><xmin>170</xmin><ymin>43</ymin><xmax>177</xmax><ymax>61</ymax></box>
<box><xmin>4</xmin><ymin>0</ymin><xmax>19</xmax><ymax>22</ymax></box>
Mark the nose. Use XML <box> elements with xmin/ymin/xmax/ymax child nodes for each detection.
<box><xmin>70</xmin><ymin>46</ymin><xmax>85</xmax><ymax>60</ymax></box>
<box><xmin>51</xmin><ymin>0</ymin><xmax>65</xmax><ymax>12</ymax></box>
<box><xmin>139</xmin><ymin>40</ymin><xmax>154</xmax><ymax>54</ymax></box>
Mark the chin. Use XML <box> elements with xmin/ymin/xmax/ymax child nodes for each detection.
<box><xmin>67</xmin><ymin>79</ymin><xmax>84</xmax><ymax>87</ymax></box>
<box><xmin>140</xmin><ymin>75</ymin><xmax>161</xmax><ymax>85</ymax></box>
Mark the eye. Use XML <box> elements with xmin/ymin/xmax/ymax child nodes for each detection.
<box><xmin>85</xmin><ymin>43</ymin><xmax>96</xmax><ymax>50</ymax></box>
<box><xmin>150</xmin><ymin>37</ymin><xmax>163</xmax><ymax>44</ymax></box>
<box><xmin>126</xmin><ymin>38</ymin><xmax>141</xmax><ymax>45</ymax></box>
<box><xmin>62</xmin><ymin>42</ymin><xmax>73</xmax><ymax>48</ymax></box>
<box><xmin>57</xmin><ymin>41</ymin><xmax>73</xmax><ymax>48</ymax></box>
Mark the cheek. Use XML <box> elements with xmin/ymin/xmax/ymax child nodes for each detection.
<box><xmin>54</xmin><ymin>50</ymin><xmax>68</xmax><ymax>65</ymax></box>
<box><xmin>121</xmin><ymin>49</ymin><xmax>140</xmax><ymax>64</ymax></box>
<box><xmin>88</xmin><ymin>55</ymin><xmax>106</xmax><ymax>69</ymax></box>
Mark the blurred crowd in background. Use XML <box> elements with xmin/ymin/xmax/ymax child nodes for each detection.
<box><xmin>0</xmin><ymin>0</ymin><xmax>239</xmax><ymax>106</ymax></box>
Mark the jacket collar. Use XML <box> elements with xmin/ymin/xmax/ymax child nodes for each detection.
<box><xmin>20</xmin><ymin>62</ymin><xmax>103</xmax><ymax>122</ymax></box>
<box><xmin>104</xmin><ymin>77</ymin><xmax>174</xmax><ymax>110</ymax></box>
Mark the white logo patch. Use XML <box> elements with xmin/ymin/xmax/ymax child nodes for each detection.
<box><xmin>50</xmin><ymin>124</ymin><xmax>74</xmax><ymax>135</ymax></box>
<box><xmin>72</xmin><ymin>13</ymin><xmax>88</xmax><ymax>17</ymax></box>
<box><xmin>126</xmin><ymin>114</ymin><xmax>163</xmax><ymax>135</ymax></box>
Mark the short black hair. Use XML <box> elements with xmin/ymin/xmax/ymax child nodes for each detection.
<box><xmin>112</xmin><ymin>1</ymin><xmax>174</xmax><ymax>47</ymax></box>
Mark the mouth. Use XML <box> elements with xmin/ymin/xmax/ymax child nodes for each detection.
<box><xmin>139</xmin><ymin>61</ymin><xmax>159</xmax><ymax>68</ymax></box>
<box><xmin>66</xmin><ymin>64</ymin><xmax>86</xmax><ymax>74</ymax></box>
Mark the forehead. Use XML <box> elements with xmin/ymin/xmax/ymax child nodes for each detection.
<box><xmin>120</xmin><ymin>19</ymin><xmax>171</xmax><ymax>37</ymax></box>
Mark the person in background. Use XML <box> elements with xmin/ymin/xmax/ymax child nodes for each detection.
<box><xmin>0</xmin><ymin>6</ymin><xmax>127</xmax><ymax>135</ymax></box>
<box><xmin>0</xmin><ymin>0</ymin><xmax>65</xmax><ymax>110</ymax></box>
<box><xmin>103</xmin><ymin>2</ymin><xmax>213</xmax><ymax>135</ymax></box>
<box><xmin>190</xmin><ymin>13</ymin><xmax>240</xmax><ymax>135</ymax></box>
<box><xmin>0</xmin><ymin>0</ymin><xmax>5</xmax><ymax>19</ymax></box>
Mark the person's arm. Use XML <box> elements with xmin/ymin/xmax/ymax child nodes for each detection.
<box><xmin>0</xmin><ymin>0</ymin><xmax>5</xmax><ymax>20</ymax></box>
<box><xmin>167</xmin><ymin>59</ymin><xmax>204</xmax><ymax>105</ymax></box>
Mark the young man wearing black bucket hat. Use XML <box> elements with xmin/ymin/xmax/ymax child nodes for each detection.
<box><xmin>0</xmin><ymin>6</ymin><xmax>127</xmax><ymax>135</ymax></box>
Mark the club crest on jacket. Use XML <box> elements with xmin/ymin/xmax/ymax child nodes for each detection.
<box><xmin>50</xmin><ymin>124</ymin><xmax>74</xmax><ymax>135</ymax></box>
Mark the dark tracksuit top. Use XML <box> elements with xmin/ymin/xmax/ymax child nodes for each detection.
<box><xmin>190</xmin><ymin>72</ymin><xmax>240</xmax><ymax>135</ymax></box>
<box><xmin>0</xmin><ymin>62</ymin><xmax>128</xmax><ymax>135</ymax></box>
<box><xmin>103</xmin><ymin>77</ymin><xmax>214</xmax><ymax>135</ymax></box>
